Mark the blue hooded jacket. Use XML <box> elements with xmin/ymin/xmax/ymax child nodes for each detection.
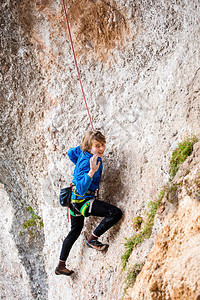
<box><xmin>67</xmin><ymin>146</ymin><xmax>103</xmax><ymax>199</ymax></box>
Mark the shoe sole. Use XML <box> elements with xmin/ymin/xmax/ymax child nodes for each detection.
<box><xmin>55</xmin><ymin>268</ymin><xmax>74</xmax><ymax>276</ymax></box>
<box><xmin>85</xmin><ymin>241</ymin><xmax>109</xmax><ymax>251</ymax></box>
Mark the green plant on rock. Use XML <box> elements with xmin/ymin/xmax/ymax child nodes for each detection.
<box><xmin>124</xmin><ymin>262</ymin><xmax>145</xmax><ymax>294</ymax></box>
<box><xmin>169</xmin><ymin>135</ymin><xmax>198</xmax><ymax>179</ymax></box>
<box><xmin>22</xmin><ymin>206</ymin><xmax>44</xmax><ymax>237</ymax></box>
<box><xmin>121</xmin><ymin>189</ymin><xmax>165</xmax><ymax>269</ymax></box>
<box><xmin>121</xmin><ymin>233</ymin><xmax>144</xmax><ymax>269</ymax></box>
<box><xmin>132</xmin><ymin>216</ymin><xmax>143</xmax><ymax>231</ymax></box>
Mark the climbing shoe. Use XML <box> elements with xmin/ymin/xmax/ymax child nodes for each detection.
<box><xmin>55</xmin><ymin>267</ymin><xmax>74</xmax><ymax>276</ymax></box>
<box><xmin>85</xmin><ymin>240</ymin><xmax>109</xmax><ymax>251</ymax></box>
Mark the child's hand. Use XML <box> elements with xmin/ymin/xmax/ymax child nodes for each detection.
<box><xmin>88</xmin><ymin>154</ymin><xmax>100</xmax><ymax>178</ymax></box>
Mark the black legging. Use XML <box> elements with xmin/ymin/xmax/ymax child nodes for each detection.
<box><xmin>60</xmin><ymin>199</ymin><xmax>122</xmax><ymax>261</ymax></box>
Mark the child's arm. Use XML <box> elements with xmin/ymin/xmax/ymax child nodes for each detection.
<box><xmin>67</xmin><ymin>146</ymin><xmax>82</xmax><ymax>165</ymax></box>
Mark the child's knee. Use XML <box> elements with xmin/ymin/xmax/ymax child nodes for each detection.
<box><xmin>117</xmin><ymin>207</ymin><xmax>123</xmax><ymax>220</ymax></box>
<box><xmin>113</xmin><ymin>206</ymin><xmax>123</xmax><ymax>221</ymax></box>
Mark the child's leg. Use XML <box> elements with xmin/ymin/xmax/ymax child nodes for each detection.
<box><xmin>60</xmin><ymin>214</ymin><xmax>84</xmax><ymax>260</ymax></box>
<box><xmin>56</xmin><ymin>214</ymin><xmax>84</xmax><ymax>275</ymax></box>
<box><xmin>86</xmin><ymin>199</ymin><xmax>122</xmax><ymax>249</ymax></box>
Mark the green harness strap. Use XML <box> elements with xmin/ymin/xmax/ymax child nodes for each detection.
<box><xmin>69</xmin><ymin>209</ymin><xmax>77</xmax><ymax>217</ymax></box>
<box><xmin>70</xmin><ymin>200</ymin><xmax>91</xmax><ymax>217</ymax></box>
<box><xmin>80</xmin><ymin>201</ymin><xmax>90</xmax><ymax>216</ymax></box>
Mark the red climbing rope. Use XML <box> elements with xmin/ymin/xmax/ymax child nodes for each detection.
<box><xmin>62</xmin><ymin>0</ymin><xmax>94</xmax><ymax>130</ymax></box>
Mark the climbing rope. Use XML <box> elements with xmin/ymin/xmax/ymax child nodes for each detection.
<box><xmin>62</xmin><ymin>0</ymin><xmax>94</xmax><ymax>130</ymax></box>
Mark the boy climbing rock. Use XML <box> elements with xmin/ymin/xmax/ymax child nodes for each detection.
<box><xmin>55</xmin><ymin>130</ymin><xmax>122</xmax><ymax>276</ymax></box>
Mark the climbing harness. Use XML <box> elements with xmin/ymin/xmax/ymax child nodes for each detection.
<box><xmin>70</xmin><ymin>198</ymin><xmax>95</xmax><ymax>217</ymax></box>
<box><xmin>69</xmin><ymin>185</ymin><xmax>96</xmax><ymax>217</ymax></box>
<box><xmin>70</xmin><ymin>199</ymin><xmax>95</xmax><ymax>217</ymax></box>
<box><xmin>71</xmin><ymin>185</ymin><xmax>96</xmax><ymax>201</ymax></box>
<box><xmin>62</xmin><ymin>0</ymin><xmax>94</xmax><ymax>130</ymax></box>
<box><xmin>63</xmin><ymin>178</ymin><xmax>97</xmax><ymax>221</ymax></box>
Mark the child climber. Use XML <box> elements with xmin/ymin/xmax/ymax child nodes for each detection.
<box><xmin>55</xmin><ymin>130</ymin><xmax>122</xmax><ymax>276</ymax></box>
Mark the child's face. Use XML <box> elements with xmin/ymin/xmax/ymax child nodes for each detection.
<box><xmin>90</xmin><ymin>139</ymin><xmax>106</xmax><ymax>157</ymax></box>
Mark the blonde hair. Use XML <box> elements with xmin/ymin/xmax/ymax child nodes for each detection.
<box><xmin>81</xmin><ymin>130</ymin><xmax>106</xmax><ymax>152</ymax></box>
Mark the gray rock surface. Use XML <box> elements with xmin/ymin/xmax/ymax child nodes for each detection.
<box><xmin>0</xmin><ymin>0</ymin><xmax>199</xmax><ymax>299</ymax></box>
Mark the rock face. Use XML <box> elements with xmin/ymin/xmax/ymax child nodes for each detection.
<box><xmin>0</xmin><ymin>0</ymin><xmax>199</xmax><ymax>299</ymax></box>
<box><xmin>125</xmin><ymin>142</ymin><xmax>200</xmax><ymax>300</ymax></box>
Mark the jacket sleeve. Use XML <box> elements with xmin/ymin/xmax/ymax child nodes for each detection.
<box><xmin>75</xmin><ymin>159</ymin><xmax>93</xmax><ymax>195</ymax></box>
<box><xmin>67</xmin><ymin>145</ymin><xmax>82</xmax><ymax>165</ymax></box>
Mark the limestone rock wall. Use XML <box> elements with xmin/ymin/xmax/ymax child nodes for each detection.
<box><xmin>0</xmin><ymin>185</ymin><xmax>33</xmax><ymax>299</ymax></box>
<box><xmin>125</xmin><ymin>142</ymin><xmax>200</xmax><ymax>300</ymax></box>
<box><xmin>0</xmin><ymin>0</ymin><xmax>199</xmax><ymax>299</ymax></box>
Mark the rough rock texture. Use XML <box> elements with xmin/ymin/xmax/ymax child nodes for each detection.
<box><xmin>0</xmin><ymin>0</ymin><xmax>200</xmax><ymax>299</ymax></box>
<box><xmin>0</xmin><ymin>184</ymin><xmax>33</xmax><ymax>299</ymax></box>
<box><xmin>125</xmin><ymin>142</ymin><xmax>200</xmax><ymax>300</ymax></box>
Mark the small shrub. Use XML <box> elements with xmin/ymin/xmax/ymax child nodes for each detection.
<box><xmin>132</xmin><ymin>216</ymin><xmax>143</xmax><ymax>231</ymax></box>
<box><xmin>169</xmin><ymin>135</ymin><xmax>198</xmax><ymax>179</ymax></box>
<box><xmin>22</xmin><ymin>206</ymin><xmax>44</xmax><ymax>237</ymax></box>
